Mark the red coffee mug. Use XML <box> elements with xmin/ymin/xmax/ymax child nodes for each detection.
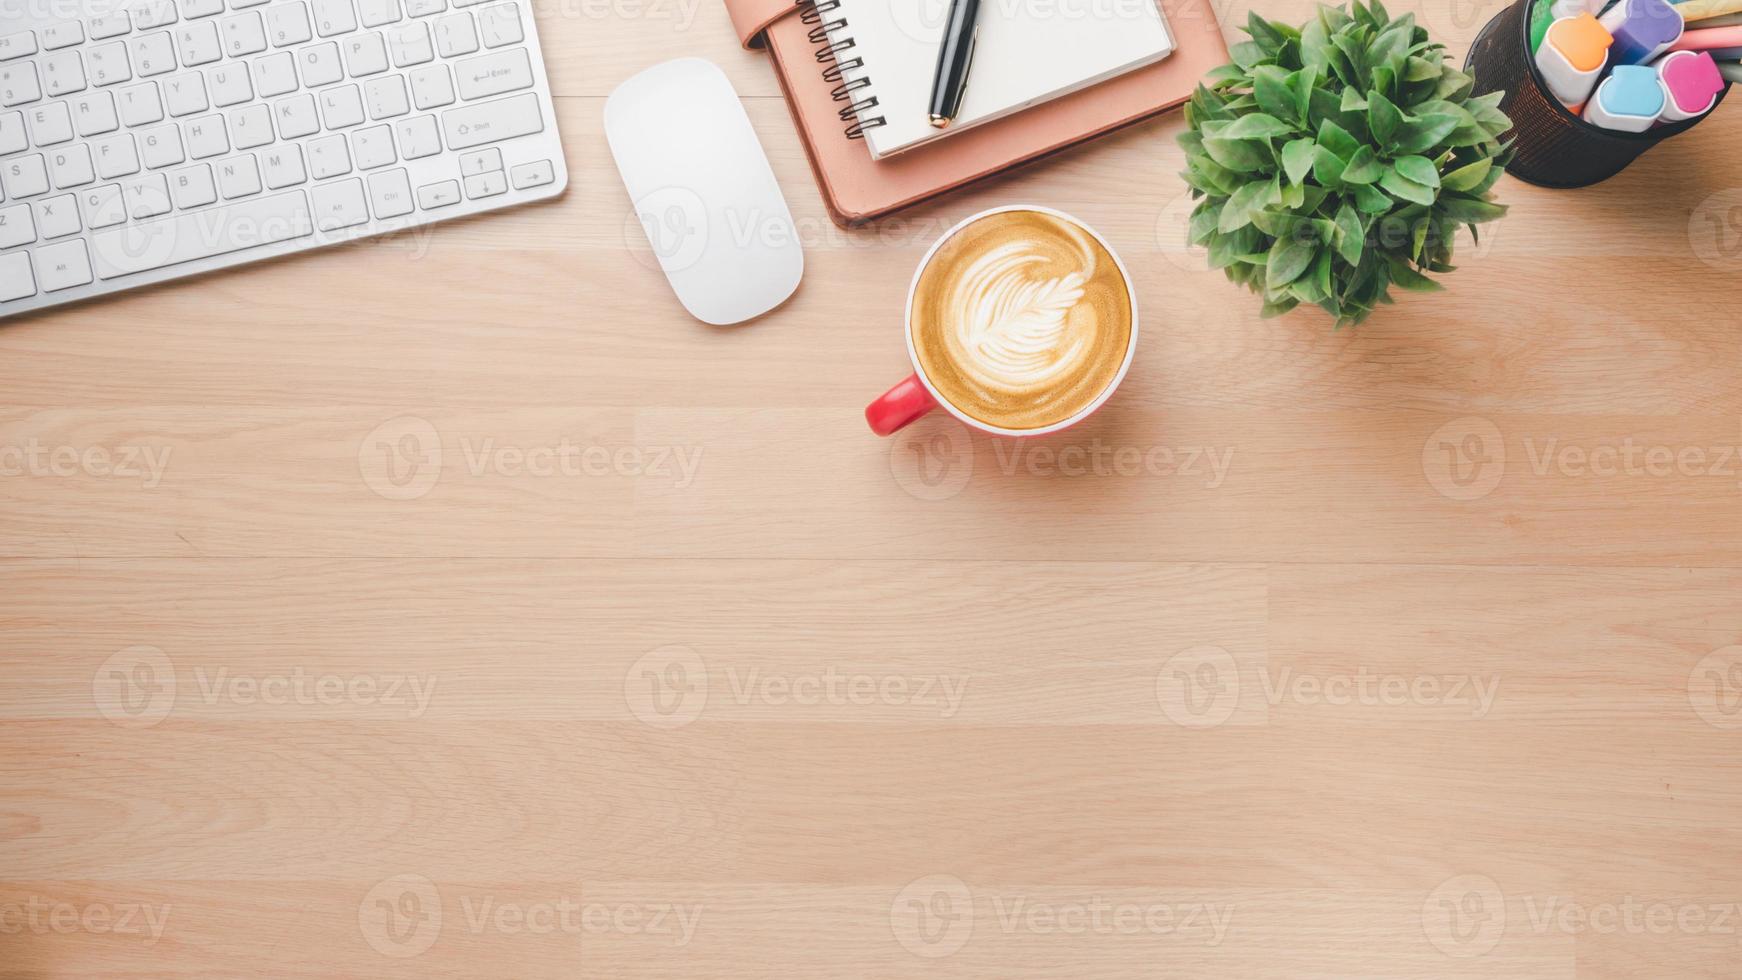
<box><xmin>866</xmin><ymin>206</ymin><xmax>1139</xmax><ymax>438</ymax></box>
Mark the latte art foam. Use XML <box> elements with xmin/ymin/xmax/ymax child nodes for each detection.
<box><xmin>911</xmin><ymin>211</ymin><xmax>1133</xmax><ymax>431</ymax></box>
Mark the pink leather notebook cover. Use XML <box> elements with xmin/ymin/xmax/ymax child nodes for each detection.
<box><xmin>726</xmin><ymin>0</ymin><xmax>1230</xmax><ymax>226</ymax></box>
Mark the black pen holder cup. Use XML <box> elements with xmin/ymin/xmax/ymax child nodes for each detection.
<box><xmin>1463</xmin><ymin>0</ymin><xmax>1730</xmax><ymax>188</ymax></box>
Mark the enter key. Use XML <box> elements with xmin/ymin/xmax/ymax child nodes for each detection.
<box><xmin>455</xmin><ymin>47</ymin><xmax>533</xmax><ymax>101</ymax></box>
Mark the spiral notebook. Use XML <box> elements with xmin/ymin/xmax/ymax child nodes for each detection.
<box><xmin>817</xmin><ymin>0</ymin><xmax>1176</xmax><ymax>159</ymax></box>
<box><xmin>721</xmin><ymin>0</ymin><xmax>1228</xmax><ymax>225</ymax></box>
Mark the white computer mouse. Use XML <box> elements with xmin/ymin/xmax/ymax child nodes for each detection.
<box><xmin>605</xmin><ymin>58</ymin><xmax>804</xmax><ymax>326</ymax></box>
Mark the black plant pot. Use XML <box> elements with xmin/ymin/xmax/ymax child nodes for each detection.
<box><xmin>1464</xmin><ymin>0</ymin><xmax>1731</xmax><ymax>188</ymax></box>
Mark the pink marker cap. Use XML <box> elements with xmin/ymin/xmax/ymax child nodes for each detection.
<box><xmin>1657</xmin><ymin>50</ymin><xmax>1725</xmax><ymax>122</ymax></box>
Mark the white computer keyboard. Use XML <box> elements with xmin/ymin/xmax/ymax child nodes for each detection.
<box><xmin>0</xmin><ymin>0</ymin><xmax>567</xmax><ymax>318</ymax></box>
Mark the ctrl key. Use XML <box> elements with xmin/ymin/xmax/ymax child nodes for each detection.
<box><xmin>0</xmin><ymin>250</ymin><xmax>35</xmax><ymax>300</ymax></box>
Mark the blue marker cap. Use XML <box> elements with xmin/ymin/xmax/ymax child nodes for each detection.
<box><xmin>1583</xmin><ymin>65</ymin><xmax>1667</xmax><ymax>131</ymax></box>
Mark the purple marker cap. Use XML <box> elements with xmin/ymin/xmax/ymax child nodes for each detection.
<box><xmin>1600</xmin><ymin>0</ymin><xmax>1684</xmax><ymax>65</ymax></box>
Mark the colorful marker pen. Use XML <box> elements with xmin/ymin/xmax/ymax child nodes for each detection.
<box><xmin>1601</xmin><ymin>0</ymin><xmax>1686</xmax><ymax>64</ymax></box>
<box><xmin>1656</xmin><ymin>49</ymin><xmax>1726</xmax><ymax>121</ymax></box>
<box><xmin>1584</xmin><ymin>63</ymin><xmax>1668</xmax><ymax>130</ymax></box>
<box><xmin>1538</xmin><ymin>13</ymin><xmax>1616</xmax><ymax>107</ymax></box>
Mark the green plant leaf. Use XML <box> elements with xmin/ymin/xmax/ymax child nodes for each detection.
<box><xmin>1437</xmin><ymin>196</ymin><xmax>1507</xmax><ymax>222</ymax></box>
<box><xmin>1260</xmin><ymin>297</ymin><xmax>1300</xmax><ymax>318</ymax></box>
<box><xmin>1230</xmin><ymin>40</ymin><xmax>1270</xmax><ymax>69</ymax></box>
<box><xmin>1340</xmin><ymin>87</ymin><xmax>1368</xmax><ymax>112</ymax></box>
<box><xmin>1387</xmin><ymin>257</ymin><xmax>1444</xmax><ymax>292</ymax></box>
<box><xmin>1333</xmin><ymin>203</ymin><xmax>1365</xmax><ymax>265</ymax></box>
<box><xmin>1253</xmin><ymin>66</ymin><xmax>1297</xmax><ymax>123</ymax></box>
<box><xmin>1203</xmin><ymin>136</ymin><xmax>1272</xmax><ymax>173</ymax></box>
<box><xmin>1394</xmin><ymin>113</ymin><xmax>1461</xmax><ymax>153</ymax></box>
<box><xmin>1201</xmin><ymin>63</ymin><xmax>1247</xmax><ymax>88</ymax></box>
<box><xmin>1368</xmin><ymin>90</ymin><xmax>1402</xmax><ymax>147</ymax></box>
<box><xmin>1267</xmin><ymin>236</ymin><xmax>1317</xmax><ymax>287</ymax></box>
<box><xmin>1379</xmin><ymin>167</ymin><xmax>1436</xmax><ymax>206</ymax></box>
<box><xmin>1316</xmin><ymin>119</ymin><xmax>1360</xmax><ymax>160</ymax></box>
<box><xmin>1341</xmin><ymin>145</ymin><xmax>1382</xmax><ymax>184</ymax></box>
<box><xmin>1354</xmin><ymin>183</ymin><xmax>1393</xmax><ymax>214</ymax></box>
<box><xmin>1392</xmin><ymin>155</ymin><xmax>1440</xmax><ymax>189</ymax></box>
<box><xmin>1405</xmin><ymin>55</ymin><xmax>1441</xmax><ymax>82</ymax></box>
<box><xmin>1312</xmin><ymin>145</ymin><xmax>1347</xmax><ymax>186</ymax></box>
<box><xmin>1221</xmin><ymin>113</ymin><xmax>1295</xmax><ymax>139</ymax></box>
<box><xmin>1441</xmin><ymin>157</ymin><xmax>1492</xmax><ymax>192</ymax></box>
<box><xmin>1281</xmin><ymin>138</ymin><xmax>1317</xmax><ymax>185</ymax></box>
<box><xmin>1218</xmin><ymin>179</ymin><xmax>1274</xmax><ymax>233</ymax></box>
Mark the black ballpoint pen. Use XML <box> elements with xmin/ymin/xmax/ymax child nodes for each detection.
<box><xmin>927</xmin><ymin>0</ymin><xmax>982</xmax><ymax>128</ymax></box>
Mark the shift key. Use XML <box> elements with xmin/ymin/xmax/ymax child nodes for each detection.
<box><xmin>443</xmin><ymin>92</ymin><xmax>542</xmax><ymax>150</ymax></box>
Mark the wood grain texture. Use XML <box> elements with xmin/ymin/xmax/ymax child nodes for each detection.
<box><xmin>3</xmin><ymin>0</ymin><xmax>1742</xmax><ymax>976</ymax></box>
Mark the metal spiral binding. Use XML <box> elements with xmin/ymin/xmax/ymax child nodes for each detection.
<box><xmin>796</xmin><ymin>0</ymin><xmax>886</xmax><ymax>140</ymax></box>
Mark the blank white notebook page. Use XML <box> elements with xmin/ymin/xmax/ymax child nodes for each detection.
<box><xmin>825</xmin><ymin>0</ymin><xmax>1175</xmax><ymax>158</ymax></box>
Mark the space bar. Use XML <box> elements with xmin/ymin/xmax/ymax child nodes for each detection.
<box><xmin>91</xmin><ymin>191</ymin><xmax>314</xmax><ymax>280</ymax></box>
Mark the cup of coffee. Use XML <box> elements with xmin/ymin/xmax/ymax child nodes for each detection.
<box><xmin>866</xmin><ymin>206</ymin><xmax>1139</xmax><ymax>437</ymax></box>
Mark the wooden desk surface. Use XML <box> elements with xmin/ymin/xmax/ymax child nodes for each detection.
<box><xmin>4</xmin><ymin>0</ymin><xmax>1742</xmax><ymax>976</ymax></box>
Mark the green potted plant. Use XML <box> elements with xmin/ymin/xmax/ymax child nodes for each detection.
<box><xmin>1179</xmin><ymin>1</ymin><xmax>1514</xmax><ymax>326</ymax></box>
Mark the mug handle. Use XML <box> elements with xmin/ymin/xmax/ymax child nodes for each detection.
<box><xmin>866</xmin><ymin>374</ymin><xmax>937</xmax><ymax>436</ymax></box>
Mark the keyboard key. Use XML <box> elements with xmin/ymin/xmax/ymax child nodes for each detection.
<box><xmin>318</xmin><ymin>83</ymin><xmax>364</xmax><ymax>128</ymax></box>
<box><xmin>0</xmin><ymin>110</ymin><xmax>22</xmax><ymax>153</ymax></box>
<box><xmin>0</xmin><ymin>32</ymin><xmax>39</xmax><ymax>61</ymax></box>
<box><xmin>118</xmin><ymin>82</ymin><xmax>164</xmax><ymax>124</ymax></box>
<box><xmin>122</xmin><ymin>172</ymin><xmax>171</xmax><ymax>217</ymax></box>
<box><xmin>462</xmin><ymin>171</ymin><xmax>503</xmax><ymax>198</ymax></box>
<box><xmin>311</xmin><ymin>0</ymin><xmax>359</xmax><ymax>36</ymax></box>
<box><xmin>92</xmin><ymin>133</ymin><xmax>140</xmax><ymax>178</ymax></box>
<box><xmin>367</xmin><ymin>167</ymin><xmax>412</xmax><ymax>217</ymax></box>
<box><xmin>169</xmin><ymin>162</ymin><xmax>216</xmax><ymax>207</ymax></box>
<box><xmin>34</xmin><ymin>193</ymin><xmax>80</xmax><ymax>238</ymax></box>
<box><xmin>78</xmin><ymin>183</ymin><xmax>126</xmax><ymax>228</ymax></box>
<box><xmin>252</xmin><ymin>51</ymin><xmax>297</xmax><ymax>97</ymax></box>
<box><xmin>220</xmin><ymin>11</ymin><xmax>267</xmax><ymax>56</ymax></box>
<box><xmin>228</xmin><ymin>103</ymin><xmax>273</xmax><ymax>148</ymax></box>
<box><xmin>386</xmin><ymin>21</ymin><xmax>432</xmax><ymax>66</ymax></box>
<box><xmin>89</xmin><ymin>189</ymin><xmax>312</xmax><ymax>278</ymax></box>
<box><xmin>312</xmin><ymin>176</ymin><xmax>367</xmax><ymax>230</ymax></box>
<box><xmin>34</xmin><ymin>238</ymin><xmax>93</xmax><ymax>290</ymax></box>
<box><xmin>47</xmin><ymin>144</ymin><xmax>94</xmax><ymax>187</ymax></box>
<box><xmin>217</xmin><ymin>153</ymin><xmax>262</xmax><ymax>198</ymax></box>
<box><xmin>363</xmin><ymin>74</ymin><xmax>407</xmax><ymax>118</ymax></box>
<box><xmin>71</xmin><ymin>92</ymin><xmax>119</xmax><ymax>135</ymax></box>
<box><xmin>162</xmin><ymin>73</ymin><xmax>206</xmax><ymax>116</ymax></box>
<box><xmin>441</xmin><ymin>91</ymin><xmax>539</xmax><ymax>149</ymax></box>
<box><xmin>129</xmin><ymin>32</ymin><xmax>176</xmax><ymax>77</ymax></box>
<box><xmin>0</xmin><ymin>251</ymin><xmax>35</xmax><ymax>300</ymax></box>
<box><xmin>433</xmin><ymin>11</ymin><xmax>477</xmax><ymax>56</ymax></box>
<box><xmin>478</xmin><ymin>3</ymin><xmax>523</xmax><ymax>46</ymax></box>
<box><xmin>87</xmin><ymin>13</ymin><xmax>131</xmax><ymax>40</ymax></box>
<box><xmin>86</xmin><ymin>41</ymin><xmax>132</xmax><ymax>86</ymax></box>
<box><xmin>41</xmin><ymin>51</ymin><xmax>87</xmax><ymax>97</ymax></box>
<box><xmin>415</xmin><ymin>178</ymin><xmax>457</xmax><ymax>208</ymax></box>
<box><xmin>140</xmin><ymin>124</ymin><xmax>185</xmax><ymax>169</ymax></box>
<box><xmin>132</xmin><ymin>1</ymin><xmax>179</xmax><ymax>31</ymax></box>
<box><xmin>176</xmin><ymin>19</ymin><xmax>222</xmax><ymax>66</ymax></box>
<box><xmin>407</xmin><ymin>0</ymin><xmax>445</xmax><ymax>16</ymax></box>
<box><xmin>182</xmin><ymin>0</ymin><xmax>227</xmax><ymax>18</ymax></box>
<box><xmin>185</xmin><ymin>113</ymin><xmax>227</xmax><ymax>158</ymax></box>
<box><xmin>27</xmin><ymin>102</ymin><xmax>74</xmax><ymax>145</ymax></box>
<box><xmin>458</xmin><ymin>147</ymin><xmax>498</xmax><ymax>175</ymax></box>
<box><xmin>351</xmin><ymin>124</ymin><xmax>394</xmax><ymax>168</ymax></box>
<box><xmin>343</xmin><ymin>31</ymin><xmax>389</xmax><ymax>76</ymax></box>
<box><xmin>41</xmin><ymin>23</ymin><xmax>85</xmax><ymax>50</ymax></box>
<box><xmin>408</xmin><ymin>63</ymin><xmax>451</xmax><ymax>109</ymax></box>
<box><xmin>394</xmin><ymin>113</ymin><xmax>438</xmax><ymax>158</ymax></box>
<box><xmin>306</xmin><ymin>132</ymin><xmax>350</xmax><ymax>178</ymax></box>
<box><xmin>298</xmin><ymin>41</ymin><xmax>342</xmax><ymax>87</ymax></box>
<box><xmin>261</xmin><ymin>142</ymin><xmax>306</xmax><ymax>187</ymax></box>
<box><xmin>267</xmin><ymin>2</ymin><xmax>313</xmax><ymax>46</ymax></box>
<box><xmin>207</xmin><ymin>64</ymin><xmax>251</xmax><ymax>107</ymax></box>
<box><xmin>0</xmin><ymin>63</ymin><xmax>42</xmax><ymax>105</ymax></box>
<box><xmin>274</xmin><ymin>93</ymin><xmax>318</xmax><ymax>137</ymax></box>
<box><xmin>3</xmin><ymin>154</ymin><xmax>49</xmax><ymax>197</ymax></box>
<box><xmin>0</xmin><ymin>203</ymin><xmax>36</xmax><ymax>247</ymax></box>
<box><xmin>359</xmin><ymin>0</ymin><xmax>403</xmax><ymax>27</ymax></box>
<box><xmin>455</xmin><ymin>47</ymin><xmax>530</xmax><ymax>101</ymax></box>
